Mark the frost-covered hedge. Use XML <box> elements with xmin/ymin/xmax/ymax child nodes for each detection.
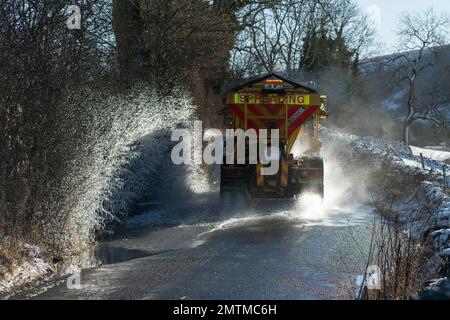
<box><xmin>57</xmin><ymin>85</ymin><xmax>199</xmax><ymax>251</ymax></box>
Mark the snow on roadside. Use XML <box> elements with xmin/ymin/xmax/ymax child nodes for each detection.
<box><xmin>411</xmin><ymin>146</ymin><xmax>450</xmax><ymax>163</ymax></box>
<box><xmin>321</xmin><ymin>127</ymin><xmax>450</xmax><ymax>178</ymax></box>
<box><xmin>0</xmin><ymin>245</ymin><xmax>53</xmax><ymax>295</ymax></box>
<box><xmin>321</xmin><ymin>127</ymin><xmax>450</xmax><ymax>269</ymax></box>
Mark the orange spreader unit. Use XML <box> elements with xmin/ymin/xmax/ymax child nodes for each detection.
<box><xmin>224</xmin><ymin>73</ymin><xmax>324</xmax><ymax>154</ymax></box>
<box><xmin>220</xmin><ymin>73</ymin><xmax>328</xmax><ymax>199</ymax></box>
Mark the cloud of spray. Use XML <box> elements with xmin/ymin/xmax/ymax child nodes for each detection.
<box><xmin>196</xmin><ymin>145</ymin><xmax>373</xmax><ymax>234</ymax></box>
<box><xmin>184</xmin><ymin>126</ymin><xmax>376</xmax><ymax>237</ymax></box>
<box><xmin>296</xmin><ymin>66</ymin><xmax>401</xmax><ymax>140</ymax></box>
<box><xmin>289</xmin><ymin>131</ymin><xmax>373</xmax><ymax>224</ymax></box>
<box><xmin>327</xmin><ymin>131</ymin><xmax>373</xmax><ymax>196</ymax></box>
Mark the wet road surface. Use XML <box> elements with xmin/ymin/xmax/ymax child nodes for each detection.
<box><xmin>10</xmin><ymin>192</ymin><xmax>374</xmax><ymax>300</ymax></box>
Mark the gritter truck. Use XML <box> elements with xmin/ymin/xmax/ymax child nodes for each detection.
<box><xmin>220</xmin><ymin>73</ymin><xmax>328</xmax><ymax>199</ymax></box>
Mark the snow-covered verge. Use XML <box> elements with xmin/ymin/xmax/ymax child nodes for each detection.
<box><xmin>411</xmin><ymin>146</ymin><xmax>450</xmax><ymax>163</ymax></box>
<box><xmin>420</xmin><ymin>277</ymin><xmax>450</xmax><ymax>299</ymax></box>
<box><xmin>0</xmin><ymin>245</ymin><xmax>53</xmax><ymax>295</ymax></box>
<box><xmin>321</xmin><ymin>127</ymin><xmax>450</xmax><ymax>297</ymax></box>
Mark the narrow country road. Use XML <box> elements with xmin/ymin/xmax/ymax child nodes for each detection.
<box><xmin>10</xmin><ymin>192</ymin><xmax>374</xmax><ymax>300</ymax></box>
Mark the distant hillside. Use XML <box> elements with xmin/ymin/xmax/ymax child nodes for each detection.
<box><xmin>360</xmin><ymin>45</ymin><xmax>450</xmax><ymax>146</ymax></box>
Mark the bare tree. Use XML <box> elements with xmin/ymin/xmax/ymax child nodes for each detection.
<box><xmin>113</xmin><ymin>0</ymin><xmax>240</xmax><ymax>84</ymax></box>
<box><xmin>113</xmin><ymin>0</ymin><xmax>243</xmax><ymax>126</ymax></box>
<box><xmin>316</xmin><ymin>0</ymin><xmax>376</xmax><ymax>65</ymax></box>
<box><xmin>277</xmin><ymin>0</ymin><xmax>311</xmax><ymax>76</ymax></box>
<box><xmin>393</xmin><ymin>8</ymin><xmax>450</xmax><ymax>147</ymax></box>
<box><xmin>231</xmin><ymin>0</ymin><xmax>376</xmax><ymax>78</ymax></box>
<box><xmin>231</xmin><ymin>1</ymin><xmax>285</xmax><ymax>75</ymax></box>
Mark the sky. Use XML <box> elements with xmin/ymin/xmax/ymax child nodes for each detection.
<box><xmin>357</xmin><ymin>0</ymin><xmax>450</xmax><ymax>54</ymax></box>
